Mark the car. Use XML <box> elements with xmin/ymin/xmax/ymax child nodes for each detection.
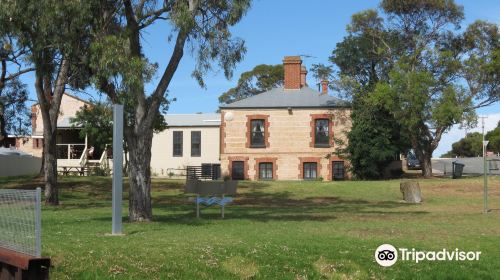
<box><xmin>407</xmin><ymin>152</ymin><xmax>421</xmax><ymax>170</ymax></box>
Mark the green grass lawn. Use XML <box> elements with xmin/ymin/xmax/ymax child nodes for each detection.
<box><xmin>1</xmin><ymin>175</ymin><xmax>500</xmax><ymax>279</ymax></box>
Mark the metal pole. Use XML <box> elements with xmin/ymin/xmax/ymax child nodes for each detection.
<box><xmin>479</xmin><ymin>116</ymin><xmax>488</xmax><ymax>157</ymax></box>
<box><xmin>483</xmin><ymin>140</ymin><xmax>489</xmax><ymax>214</ymax></box>
<box><xmin>221</xmin><ymin>194</ymin><xmax>225</xmax><ymax>219</ymax></box>
<box><xmin>35</xmin><ymin>187</ymin><xmax>42</xmax><ymax>257</ymax></box>
<box><xmin>112</xmin><ymin>104</ymin><xmax>124</xmax><ymax>234</ymax></box>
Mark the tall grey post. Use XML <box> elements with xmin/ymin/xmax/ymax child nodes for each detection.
<box><xmin>112</xmin><ymin>104</ymin><xmax>124</xmax><ymax>234</ymax></box>
<box><xmin>483</xmin><ymin>140</ymin><xmax>489</xmax><ymax>214</ymax></box>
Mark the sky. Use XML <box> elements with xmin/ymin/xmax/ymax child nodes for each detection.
<box><xmin>19</xmin><ymin>0</ymin><xmax>500</xmax><ymax>157</ymax></box>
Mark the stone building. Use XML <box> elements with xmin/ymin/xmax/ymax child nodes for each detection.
<box><xmin>14</xmin><ymin>93</ymin><xmax>91</xmax><ymax>161</ymax></box>
<box><xmin>219</xmin><ymin>56</ymin><xmax>351</xmax><ymax>181</ymax></box>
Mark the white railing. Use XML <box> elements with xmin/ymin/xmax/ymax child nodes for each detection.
<box><xmin>79</xmin><ymin>147</ymin><xmax>88</xmax><ymax>167</ymax></box>
<box><xmin>56</xmin><ymin>144</ymin><xmax>86</xmax><ymax>160</ymax></box>
<box><xmin>99</xmin><ymin>145</ymin><xmax>109</xmax><ymax>169</ymax></box>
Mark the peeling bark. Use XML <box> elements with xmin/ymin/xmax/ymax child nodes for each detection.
<box><xmin>43</xmin><ymin>130</ymin><xmax>58</xmax><ymax>204</ymax></box>
<box><xmin>126</xmin><ymin>129</ymin><xmax>153</xmax><ymax>221</ymax></box>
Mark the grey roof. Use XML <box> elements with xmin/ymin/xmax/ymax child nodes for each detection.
<box><xmin>219</xmin><ymin>86</ymin><xmax>350</xmax><ymax>109</ymax></box>
<box><xmin>164</xmin><ymin>113</ymin><xmax>221</xmax><ymax>127</ymax></box>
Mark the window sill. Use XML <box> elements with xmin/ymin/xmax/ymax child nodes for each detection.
<box><xmin>314</xmin><ymin>144</ymin><xmax>331</xmax><ymax>148</ymax></box>
<box><xmin>250</xmin><ymin>145</ymin><xmax>266</xmax><ymax>148</ymax></box>
<box><xmin>173</xmin><ymin>155</ymin><xmax>182</xmax><ymax>157</ymax></box>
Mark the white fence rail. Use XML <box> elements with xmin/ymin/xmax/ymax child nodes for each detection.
<box><xmin>432</xmin><ymin>156</ymin><xmax>500</xmax><ymax>175</ymax></box>
<box><xmin>0</xmin><ymin>154</ymin><xmax>42</xmax><ymax>177</ymax></box>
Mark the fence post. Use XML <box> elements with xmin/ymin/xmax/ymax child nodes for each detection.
<box><xmin>34</xmin><ymin>187</ymin><xmax>42</xmax><ymax>258</ymax></box>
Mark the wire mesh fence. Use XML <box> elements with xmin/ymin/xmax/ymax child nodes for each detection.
<box><xmin>0</xmin><ymin>187</ymin><xmax>41</xmax><ymax>257</ymax></box>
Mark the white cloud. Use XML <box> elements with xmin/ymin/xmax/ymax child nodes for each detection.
<box><xmin>434</xmin><ymin>113</ymin><xmax>500</xmax><ymax>157</ymax></box>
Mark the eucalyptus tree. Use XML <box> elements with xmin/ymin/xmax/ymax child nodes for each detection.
<box><xmin>0</xmin><ymin>1</ymin><xmax>99</xmax><ymax>204</ymax></box>
<box><xmin>340</xmin><ymin>0</ymin><xmax>498</xmax><ymax>177</ymax></box>
<box><xmin>310</xmin><ymin>63</ymin><xmax>333</xmax><ymax>91</ymax></box>
<box><xmin>219</xmin><ymin>64</ymin><xmax>283</xmax><ymax>104</ymax></box>
<box><xmin>0</xmin><ymin>36</ymin><xmax>32</xmax><ymax>146</ymax></box>
<box><xmin>330</xmin><ymin>10</ymin><xmax>408</xmax><ymax>179</ymax></box>
<box><xmin>91</xmin><ymin>0</ymin><xmax>251</xmax><ymax>221</ymax></box>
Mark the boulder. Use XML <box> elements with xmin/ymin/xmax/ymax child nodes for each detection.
<box><xmin>400</xmin><ymin>181</ymin><xmax>422</xmax><ymax>203</ymax></box>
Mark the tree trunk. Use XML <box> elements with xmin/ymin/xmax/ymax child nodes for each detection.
<box><xmin>44</xmin><ymin>129</ymin><xmax>58</xmax><ymax>205</ymax></box>
<box><xmin>420</xmin><ymin>153</ymin><xmax>433</xmax><ymax>178</ymax></box>
<box><xmin>126</xmin><ymin>130</ymin><xmax>153</xmax><ymax>221</ymax></box>
<box><xmin>0</xmin><ymin>102</ymin><xmax>5</xmax><ymax>147</ymax></box>
<box><xmin>413</xmin><ymin>141</ymin><xmax>434</xmax><ymax>178</ymax></box>
<box><xmin>123</xmin><ymin>143</ymin><xmax>129</xmax><ymax>174</ymax></box>
<box><xmin>34</xmin><ymin>57</ymin><xmax>69</xmax><ymax>205</ymax></box>
<box><xmin>37</xmin><ymin>147</ymin><xmax>45</xmax><ymax>178</ymax></box>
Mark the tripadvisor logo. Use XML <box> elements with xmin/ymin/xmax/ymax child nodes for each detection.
<box><xmin>375</xmin><ymin>244</ymin><xmax>482</xmax><ymax>267</ymax></box>
<box><xmin>375</xmin><ymin>244</ymin><xmax>398</xmax><ymax>267</ymax></box>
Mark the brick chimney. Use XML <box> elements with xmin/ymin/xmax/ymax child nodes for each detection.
<box><xmin>283</xmin><ymin>56</ymin><xmax>302</xmax><ymax>90</ymax></box>
<box><xmin>321</xmin><ymin>80</ymin><xmax>329</xmax><ymax>94</ymax></box>
<box><xmin>300</xmin><ymin>66</ymin><xmax>307</xmax><ymax>87</ymax></box>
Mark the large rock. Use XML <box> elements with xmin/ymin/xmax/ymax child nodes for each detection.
<box><xmin>400</xmin><ymin>181</ymin><xmax>423</xmax><ymax>203</ymax></box>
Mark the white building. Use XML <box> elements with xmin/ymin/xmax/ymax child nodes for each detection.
<box><xmin>150</xmin><ymin>113</ymin><xmax>221</xmax><ymax>177</ymax></box>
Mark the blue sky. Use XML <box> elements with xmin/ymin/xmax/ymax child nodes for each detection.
<box><xmin>20</xmin><ymin>0</ymin><xmax>500</xmax><ymax>157</ymax></box>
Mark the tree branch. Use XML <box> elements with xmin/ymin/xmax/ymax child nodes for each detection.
<box><xmin>431</xmin><ymin>126</ymin><xmax>445</xmax><ymax>150</ymax></box>
<box><xmin>49</xmin><ymin>58</ymin><xmax>69</xmax><ymax>128</ymax></box>
<box><xmin>136</xmin><ymin>0</ymin><xmax>148</xmax><ymax>15</ymax></box>
<box><xmin>0</xmin><ymin>59</ymin><xmax>6</xmax><ymax>89</ymax></box>
<box><xmin>123</xmin><ymin>0</ymin><xmax>139</xmax><ymax>38</ymax></box>
<box><xmin>4</xmin><ymin>67</ymin><xmax>35</xmax><ymax>82</ymax></box>
<box><xmin>138</xmin><ymin>6</ymin><xmax>172</xmax><ymax>29</ymax></box>
<box><xmin>124</xmin><ymin>0</ymin><xmax>148</xmax><ymax>129</ymax></box>
<box><xmin>34</xmin><ymin>67</ymin><xmax>50</xmax><ymax>130</ymax></box>
<box><xmin>145</xmin><ymin>30</ymin><xmax>188</xmax><ymax>127</ymax></box>
<box><xmin>98</xmin><ymin>78</ymin><xmax>119</xmax><ymax>104</ymax></box>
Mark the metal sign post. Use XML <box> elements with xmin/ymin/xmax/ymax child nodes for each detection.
<box><xmin>112</xmin><ymin>104</ymin><xmax>124</xmax><ymax>234</ymax></box>
<box><xmin>483</xmin><ymin>140</ymin><xmax>489</xmax><ymax>214</ymax></box>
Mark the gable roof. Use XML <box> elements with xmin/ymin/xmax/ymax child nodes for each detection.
<box><xmin>219</xmin><ymin>86</ymin><xmax>350</xmax><ymax>109</ymax></box>
<box><xmin>32</xmin><ymin>92</ymin><xmax>92</xmax><ymax>106</ymax></box>
<box><xmin>63</xmin><ymin>93</ymin><xmax>92</xmax><ymax>105</ymax></box>
<box><xmin>164</xmin><ymin>113</ymin><xmax>220</xmax><ymax>127</ymax></box>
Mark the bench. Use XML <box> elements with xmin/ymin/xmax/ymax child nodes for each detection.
<box><xmin>185</xmin><ymin>179</ymin><xmax>238</xmax><ymax>218</ymax></box>
<box><xmin>0</xmin><ymin>247</ymin><xmax>50</xmax><ymax>280</ymax></box>
<box><xmin>58</xmin><ymin>166</ymin><xmax>91</xmax><ymax>176</ymax></box>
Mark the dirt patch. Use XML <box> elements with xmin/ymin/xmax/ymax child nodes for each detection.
<box><xmin>313</xmin><ymin>256</ymin><xmax>368</xmax><ymax>280</ymax></box>
<box><xmin>222</xmin><ymin>256</ymin><xmax>259</xmax><ymax>279</ymax></box>
<box><xmin>420</xmin><ymin>178</ymin><xmax>500</xmax><ymax>197</ymax></box>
